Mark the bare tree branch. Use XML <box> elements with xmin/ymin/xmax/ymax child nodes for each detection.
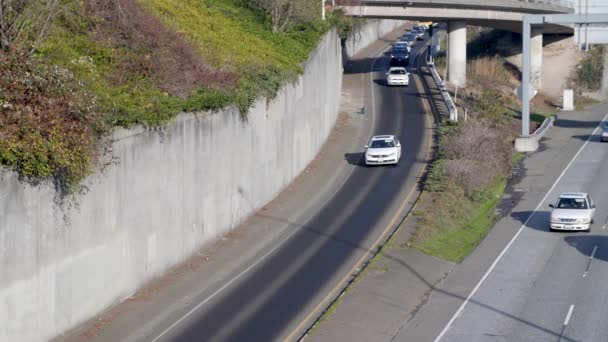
<box><xmin>0</xmin><ymin>0</ymin><xmax>59</xmax><ymax>53</ymax></box>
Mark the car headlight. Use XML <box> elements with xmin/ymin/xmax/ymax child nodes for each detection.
<box><xmin>550</xmin><ymin>216</ymin><xmax>558</xmax><ymax>223</ymax></box>
<box><xmin>577</xmin><ymin>218</ymin><xmax>590</xmax><ymax>224</ymax></box>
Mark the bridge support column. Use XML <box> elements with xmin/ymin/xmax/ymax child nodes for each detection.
<box><xmin>448</xmin><ymin>21</ymin><xmax>467</xmax><ymax>87</ymax></box>
<box><xmin>531</xmin><ymin>27</ymin><xmax>543</xmax><ymax>89</ymax></box>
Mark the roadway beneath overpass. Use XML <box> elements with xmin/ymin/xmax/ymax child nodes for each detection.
<box><xmin>338</xmin><ymin>0</ymin><xmax>574</xmax><ymax>87</ymax></box>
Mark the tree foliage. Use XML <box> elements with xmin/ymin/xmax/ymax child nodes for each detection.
<box><xmin>247</xmin><ymin>0</ymin><xmax>319</xmax><ymax>32</ymax></box>
<box><xmin>0</xmin><ymin>0</ymin><xmax>59</xmax><ymax>53</ymax></box>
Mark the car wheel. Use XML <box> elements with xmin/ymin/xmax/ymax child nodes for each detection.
<box><xmin>591</xmin><ymin>219</ymin><xmax>594</xmax><ymax>224</ymax></box>
<box><xmin>549</xmin><ymin>227</ymin><xmax>556</xmax><ymax>232</ymax></box>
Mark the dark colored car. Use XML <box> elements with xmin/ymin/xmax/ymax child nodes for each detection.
<box><xmin>390</xmin><ymin>47</ymin><xmax>410</xmax><ymax>66</ymax></box>
<box><xmin>601</xmin><ymin>122</ymin><xmax>608</xmax><ymax>142</ymax></box>
<box><xmin>401</xmin><ymin>33</ymin><xmax>417</xmax><ymax>47</ymax></box>
<box><xmin>411</xmin><ymin>26</ymin><xmax>425</xmax><ymax>40</ymax></box>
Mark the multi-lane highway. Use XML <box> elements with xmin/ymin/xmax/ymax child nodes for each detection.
<box><xmin>88</xmin><ymin>35</ymin><xmax>433</xmax><ymax>342</ymax></box>
<box><xmin>431</xmin><ymin>113</ymin><xmax>608</xmax><ymax>342</ymax></box>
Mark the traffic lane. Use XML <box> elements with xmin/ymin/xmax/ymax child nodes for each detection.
<box><xmin>395</xmin><ymin>108</ymin><xmax>608</xmax><ymax>342</ymax></box>
<box><xmin>148</xmin><ymin>49</ymin><xmax>430</xmax><ymax>341</ymax></box>
<box><xmin>564</xmin><ymin>236</ymin><xmax>608</xmax><ymax>342</ymax></box>
<box><xmin>437</xmin><ymin>119</ymin><xmax>608</xmax><ymax>342</ymax></box>
<box><xmin>506</xmin><ymin>132</ymin><xmax>608</xmax><ymax>342</ymax></box>
<box><xmin>509</xmin><ymin>146</ymin><xmax>608</xmax><ymax>342</ymax></box>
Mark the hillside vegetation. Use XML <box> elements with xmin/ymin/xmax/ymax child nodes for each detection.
<box><xmin>408</xmin><ymin>28</ymin><xmax>523</xmax><ymax>262</ymax></box>
<box><xmin>0</xmin><ymin>0</ymin><xmax>358</xmax><ymax>194</ymax></box>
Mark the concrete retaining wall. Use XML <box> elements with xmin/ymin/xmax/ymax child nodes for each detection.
<box><xmin>344</xmin><ymin>19</ymin><xmax>405</xmax><ymax>61</ymax></box>
<box><xmin>0</xmin><ymin>21</ymin><xmax>401</xmax><ymax>342</ymax></box>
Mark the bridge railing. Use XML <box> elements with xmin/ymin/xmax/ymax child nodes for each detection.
<box><xmin>519</xmin><ymin>0</ymin><xmax>574</xmax><ymax>7</ymax></box>
<box><xmin>335</xmin><ymin>0</ymin><xmax>574</xmax><ymax>8</ymax></box>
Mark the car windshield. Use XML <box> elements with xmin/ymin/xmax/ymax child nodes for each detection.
<box><xmin>393</xmin><ymin>48</ymin><xmax>408</xmax><ymax>55</ymax></box>
<box><xmin>370</xmin><ymin>139</ymin><xmax>395</xmax><ymax>148</ymax></box>
<box><xmin>556</xmin><ymin>198</ymin><xmax>588</xmax><ymax>209</ymax></box>
<box><xmin>390</xmin><ymin>69</ymin><xmax>406</xmax><ymax>75</ymax></box>
<box><xmin>403</xmin><ymin>34</ymin><xmax>415</xmax><ymax>40</ymax></box>
<box><xmin>603</xmin><ymin>123</ymin><xmax>608</xmax><ymax>130</ymax></box>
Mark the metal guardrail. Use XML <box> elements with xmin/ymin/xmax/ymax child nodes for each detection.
<box><xmin>532</xmin><ymin>115</ymin><xmax>555</xmax><ymax>139</ymax></box>
<box><xmin>425</xmin><ymin>48</ymin><xmax>458</xmax><ymax>121</ymax></box>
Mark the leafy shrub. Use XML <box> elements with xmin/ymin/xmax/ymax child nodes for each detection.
<box><xmin>424</xmin><ymin>116</ymin><xmax>514</xmax><ymax>199</ymax></box>
<box><xmin>0</xmin><ymin>53</ymin><xmax>105</xmax><ymax>193</ymax></box>
<box><xmin>468</xmin><ymin>89</ymin><xmax>512</xmax><ymax>124</ymax></box>
<box><xmin>576</xmin><ymin>45</ymin><xmax>604</xmax><ymax>91</ymax></box>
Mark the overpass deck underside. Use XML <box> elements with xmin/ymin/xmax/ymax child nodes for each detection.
<box><xmin>339</xmin><ymin>0</ymin><xmax>574</xmax><ymax>33</ymax></box>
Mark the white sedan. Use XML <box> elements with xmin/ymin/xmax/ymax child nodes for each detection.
<box><xmin>365</xmin><ymin>135</ymin><xmax>402</xmax><ymax>166</ymax></box>
<box><xmin>386</xmin><ymin>67</ymin><xmax>409</xmax><ymax>86</ymax></box>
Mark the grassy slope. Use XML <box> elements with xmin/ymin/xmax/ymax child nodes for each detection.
<box><xmin>143</xmin><ymin>0</ymin><xmax>327</xmax><ymax>113</ymax></box>
<box><xmin>414</xmin><ymin>180</ymin><xmax>506</xmax><ymax>262</ymax></box>
<box><xmin>38</xmin><ymin>0</ymin><xmax>328</xmax><ymax>127</ymax></box>
<box><xmin>1</xmin><ymin>0</ymin><xmax>334</xmax><ymax>192</ymax></box>
<box><xmin>408</xmin><ymin>28</ymin><xmax>523</xmax><ymax>263</ymax></box>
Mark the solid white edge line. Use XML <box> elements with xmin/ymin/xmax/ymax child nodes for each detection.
<box><xmin>434</xmin><ymin>113</ymin><xmax>608</xmax><ymax>342</ymax></box>
<box><xmin>564</xmin><ymin>305</ymin><xmax>575</xmax><ymax>326</ymax></box>
<box><xmin>150</xmin><ymin>40</ymin><xmax>393</xmax><ymax>342</ymax></box>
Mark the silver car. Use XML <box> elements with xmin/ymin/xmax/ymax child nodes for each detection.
<box><xmin>549</xmin><ymin>192</ymin><xmax>596</xmax><ymax>232</ymax></box>
<box><xmin>601</xmin><ymin>122</ymin><xmax>608</xmax><ymax>142</ymax></box>
<box><xmin>365</xmin><ymin>135</ymin><xmax>402</xmax><ymax>166</ymax></box>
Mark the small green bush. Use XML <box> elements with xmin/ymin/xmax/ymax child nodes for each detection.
<box><xmin>576</xmin><ymin>46</ymin><xmax>604</xmax><ymax>91</ymax></box>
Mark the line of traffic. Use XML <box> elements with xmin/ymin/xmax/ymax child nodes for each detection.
<box><xmin>295</xmin><ymin>33</ymin><xmax>434</xmax><ymax>341</ymax></box>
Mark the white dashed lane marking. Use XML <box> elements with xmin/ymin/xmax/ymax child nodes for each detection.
<box><xmin>563</xmin><ymin>305</ymin><xmax>575</xmax><ymax>326</ymax></box>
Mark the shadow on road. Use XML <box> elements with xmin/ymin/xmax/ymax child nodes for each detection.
<box><xmin>344</xmin><ymin>152</ymin><xmax>366</xmax><ymax>167</ymax></box>
<box><xmin>373</xmin><ymin>78</ymin><xmax>388</xmax><ymax>87</ymax></box>
<box><xmin>564</xmin><ymin>235</ymin><xmax>608</xmax><ymax>263</ymax></box>
<box><xmin>569</xmin><ymin>134</ymin><xmax>608</xmax><ymax>143</ymax></box>
<box><xmin>510</xmin><ymin>210</ymin><xmax>551</xmax><ymax>231</ymax></box>
<box><xmin>554</xmin><ymin>118</ymin><xmax>603</xmax><ymax>129</ymax></box>
<box><xmin>344</xmin><ymin>56</ymin><xmax>387</xmax><ymax>75</ymax></box>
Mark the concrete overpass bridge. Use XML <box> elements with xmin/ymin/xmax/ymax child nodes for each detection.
<box><xmin>338</xmin><ymin>0</ymin><xmax>575</xmax><ymax>87</ymax></box>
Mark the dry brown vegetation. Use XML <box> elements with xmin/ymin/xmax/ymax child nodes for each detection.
<box><xmin>467</xmin><ymin>56</ymin><xmax>516</xmax><ymax>85</ymax></box>
<box><xmin>0</xmin><ymin>52</ymin><xmax>104</xmax><ymax>193</ymax></box>
<box><xmin>441</xmin><ymin>117</ymin><xmax>516</xmax><ymax>194</ymax></box>
<box><xmin>85</xmin><ymin>0</ymin><xmax>237</xmax><ymax>98</ymax></box>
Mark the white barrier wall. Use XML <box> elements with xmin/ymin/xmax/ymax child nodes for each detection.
<box><xmin>0</xmin><ymin>21</ymin><xmax>402</xmax><ymax>342</ymax></box>
<box><xmin>344</xmin><ymin>19</ymin><xmax>405</xmax><ymax>60</ymax></box>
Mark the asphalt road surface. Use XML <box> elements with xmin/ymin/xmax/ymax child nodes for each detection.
<box><xmin>436</xmin><ymin>113</ymin><xmax>608</xmax><ymax>342</ymax></box>
<box><xmin>127</xmin><ymin>40</ymin><xmax>433</xmax><ymax>341</ymax></box>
